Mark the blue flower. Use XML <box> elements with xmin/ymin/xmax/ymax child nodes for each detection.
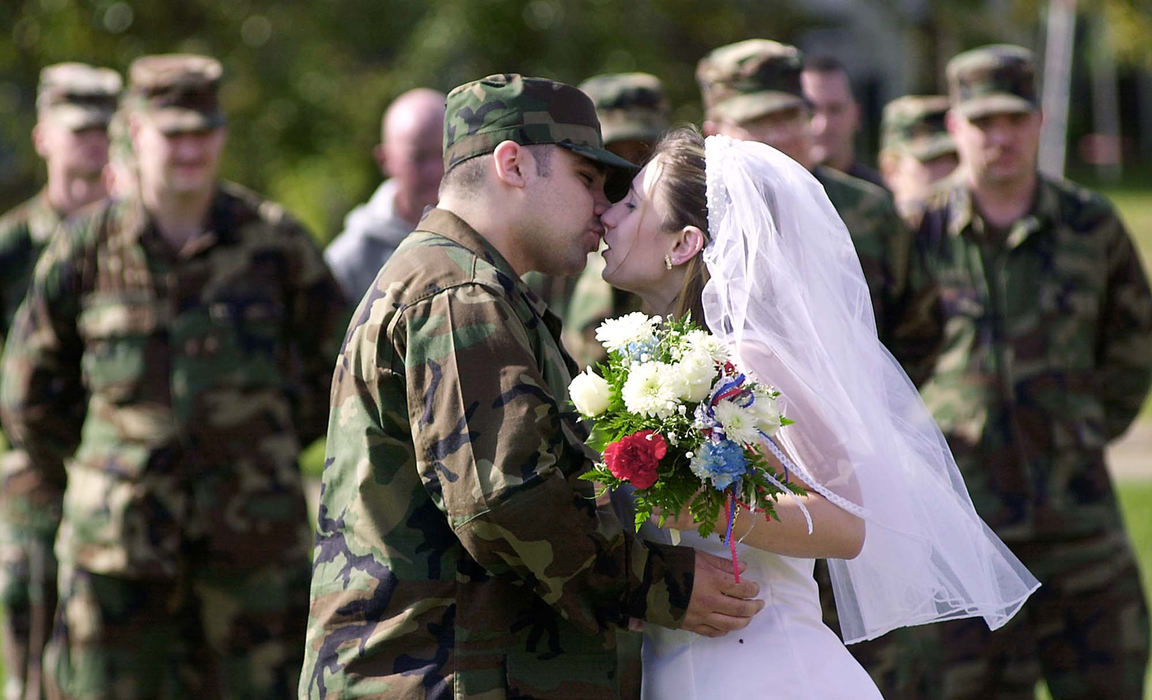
<box><xmin>689</xmin><ymin>439</ymin><xmax>748</xmax><ymax>491</ymax></box>
<box><xmin>624</xmin><ymin>338</ymin><xmax>660</xmax><ymax>362</ymax></box>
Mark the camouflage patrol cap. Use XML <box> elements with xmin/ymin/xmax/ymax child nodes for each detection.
<box><xmin>947</xmin><ymin>44</ymin><xmax>1037</xmax><ymax>118</ymax></box>
<box><xmin>696</xmin><ymin>39</ymin><xmax>807</xmax><ymax>123</ymax></box>
<box><xmin>881</xmin><ymin>95</ymin><xmax>956</xmax><ymax>161</ymax></box>
<box><xmin>36</xmin><ymin>63</ymin><xmax>122</xmax><ymax>131</ymax></box>
<box><xmin>443</xmin><ymin>74</ymin><xmax>638</xmax><ymax>199</ymax></box>
<box><xmin>578</xmin><ymin>72</ymin><xmax>670</xmax><ymax>145</ymax></box>
<box><xmin>127</xmin><ymin>54</ymin><xmax>225</xmax><ymax>133</ymax></box>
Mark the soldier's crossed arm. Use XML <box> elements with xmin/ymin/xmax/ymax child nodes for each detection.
<box><xmin>0</xmin><ymin>220</ymin><xmax>89</xmax><ymax>482</ymax></box>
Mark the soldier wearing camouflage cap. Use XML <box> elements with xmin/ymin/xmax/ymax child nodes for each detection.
<box><xmin>696</xmin><ymin>39</ymin><xmax>930</xmax><ymax>364</ymax></box>
<box><xmin>0</xmin><ymin>60</ymin><xmax>119</xmax><ymax>700</ymax></box>
<box><xmin>906</xmin><ymin>43</ymin><xmax>1152</xmax><ymax>698</ymax></box>
<box><xmin>579</xmin><ymin>72</ymin><xmax>671</xmax><ymax>164</ymax></box>
<box><xmin>878</xmin><ymin>95</ymin><xmax>958</xmax><ymax>215</ymax></box>
<box><xmin>1</xmin><ymin>53</ymin><xmax>348</xmax><ymax>697</ymax></box>
<box><xmin>301</xmin><ymin>73</ymin><xmax>763</xmax><ymax>698</ymax></box>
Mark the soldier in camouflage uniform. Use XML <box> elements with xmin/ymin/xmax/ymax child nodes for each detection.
<box><xmin>878</xmin><ymin>95</ymin><xmax>958</xmax><ymax>217</ymax></box>
<box><xmin>0</xmin><ymin>62</ymin><xmax>120</xmax><ymax>700</ymax></box>
<box><xmin>696</xmin><ymin>39</ymin><xmax>931</xmax><ymax>360</ymax></box>
<box><xmin>301</xmin><ymin>73</ymin><xmax>764</xmax><ymax>699</ymax></box>
<box><xmin>696</xmin><ymin>38</ymin><xmax>941</xmax><ymax>696</ymax></box>
<box><xmin>909</xmin><ymin>44</ymin><xmax>1152</xmax><ymax>700</ymax></box>
<box><xmin>555</xmin><ymin>73</ymin><xmax>670</xmax><ymax>370</ymax></box>
<box><xmin>0</xmin><ymin>54</ymin><xmax>347</xmax><ymax>698</ymax></box>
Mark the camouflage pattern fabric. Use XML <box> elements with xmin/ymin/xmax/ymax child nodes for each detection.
<box><xmin>812</xmin><ymin>165</ymin><xmax>937</xmax><ymax>374</ymax></box>
<box><xmin>301</xmin><ymin>207</ymin><xmax>697</xmax><ymax>699</ymax></box>
<box><xmin>933</xmin><ymin>535</ymin><xmax>1148</xmax><ymax>699</ymax></box>
<box><xmin>0</xmin><ymin>189</ymin><xmax>65</xmax><ymax>700</ymax></box>
<box><xmin>559</xmin><ymin>252</ymin><xmax>643</xmax><ymax>370</ymax></box>
<box><xmin>0</xmin><ymin>191</ymin><xmax>61</xmax><ymax>342</ymax></box>
<box><xmin>0</xmin><ymin>182</ymin><xmax>347</xmax><ymax>697</ymax></box>
<box><xmin>903</xmin><ymin>174</ymin><xmax>1152</xmax><ymax>697</ymax></box>
<box><xmin>442</xmin><ymin>74</ymin><xmax>637</xmax><ymax>201</ymax></box>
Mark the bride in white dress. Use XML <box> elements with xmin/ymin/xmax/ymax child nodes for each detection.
<box><xmin>597</xmin><ymin>129</ymin><xmax>1039</xmax><ymax>698</ymax></box>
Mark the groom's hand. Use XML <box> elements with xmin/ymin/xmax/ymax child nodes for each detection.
<box><xmin>680</xmin><ymin>551</ymin><xmax>763</xmax><ymax>638</ymax></box>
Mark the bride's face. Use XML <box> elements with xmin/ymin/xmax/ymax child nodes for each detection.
<box><xmin>599</xmin><ymin>158</ymin><xmax>672</xmax><ymax>294</ymax></box>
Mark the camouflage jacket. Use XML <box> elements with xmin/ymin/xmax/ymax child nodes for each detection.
<box><xmin>912</xmin><ymin>174</ymin><xmax>1152</xmax><ymax>544</ymax></box>
<box><xmin>0</xmin><ymin>183</ymin><xmax>346</xmax><ymax>578</ymax></box>
<box><xmin>302</xmin><ymin>208</ymin><xmax>696</xmax><ymax>699</ymax></box>
<box><xmin>1</xmin><ymin>190</ymin><xmax>67</xmax><ymax>517</ymax></box>
<box><xmin>814</xmin><ymin>166</ymin><xmax>938</xmax><ymax>380</ymax></box>
<box><xmin>0</xmin><ymin>190</ymin><xmax>60</xmax><ymax>344</ymax></box>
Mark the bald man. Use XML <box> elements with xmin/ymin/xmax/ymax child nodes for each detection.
<box><xmin>325</xmin><ymin>88</ymin><xmax>446</xmax><ymax>302</ymax></box>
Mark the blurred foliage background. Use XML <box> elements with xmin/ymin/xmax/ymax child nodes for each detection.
<box><xmin>1</xmin><ymin>0</ymin><xmax>1150</xmax><ymax>245</ymax></box>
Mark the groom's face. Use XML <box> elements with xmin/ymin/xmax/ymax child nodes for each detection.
<box><xmin>519</xmin><ymin>146</ymin><xmax>611</xmax><ymax>276</ymax></box>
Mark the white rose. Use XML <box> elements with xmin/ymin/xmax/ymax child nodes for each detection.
<box><xmin>673</xmin><ymin>348</ymin><xmax>717</xmax><ymax>402</ymax></box>
<box><xmin>750</xmin><ymin>388</ymin><xmax>783</xmax><ymax>436</ymax></box>
<box><xmin>569</xmin><ymin>369</ymin><xmax>612</xmax><ymax>417</ymax></box>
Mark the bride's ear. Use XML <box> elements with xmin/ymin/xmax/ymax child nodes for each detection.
<box><xmin>670</xmin><ymin>225</ymin><xmax>705</xmax><ymax>266</ymax></box>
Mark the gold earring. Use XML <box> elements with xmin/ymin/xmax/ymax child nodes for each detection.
<box><xmin>664</xmin><ymin>254</ymin><xmax>673</xmax><ymax>270</ymax></box>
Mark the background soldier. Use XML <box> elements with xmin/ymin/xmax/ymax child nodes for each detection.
<box><xmin>913</xmin><ymin>44</ymin><xmax>1152</xmax><ymax>699</ymax></box>
<box><xmin>301</xmin><ymin>74</ymin><xmax>762</xmax><ymax>698</ymax></box>
<box><xmin>697</xmin><ymin>39</ymin><xmax>926</xmax><ymax>357</ymax></box>
<box><xmin>558</xmin><ymin>72</ymin><xmax>672</xmax><ymax>369</ymax></box>
<box><xmin>0</xmin><ymin>54</ymin><xmax>347</xmax><ymax>698</ymax></box>
<box><xmin>324</xmin><ymin>87</ymin><xmax>445</xmax><ymax>303</ymax></box>
<box><xmin>801</xmin><ymin>54</ymin><xmax>887</xmax><ymax>189</ymax></box>
<box><xmin>879</xmin><ymin>95</ymin><xmax>958</xmax><ymax>216</ymax></box>
<box><xmin>0</xmin><ymin>61</ymin><xmax>119</xmax><ymax>700</ymax></box>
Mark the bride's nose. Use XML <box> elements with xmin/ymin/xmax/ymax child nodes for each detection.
<box><xmin>600</xmin><ymin>201</ymin><xmax>622</xmax><ymax>228</ymax></box>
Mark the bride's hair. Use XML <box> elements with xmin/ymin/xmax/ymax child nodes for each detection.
<box><xmin>649</xmin><ymin>126</ymin><xmax>710</xmax><ymax>323</ymax></box>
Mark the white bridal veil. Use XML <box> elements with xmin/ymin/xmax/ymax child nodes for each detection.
<box><xmin>701</xmin><ymin>135</ymin><xmax>1039</xmax><ymax>643</ymax></box>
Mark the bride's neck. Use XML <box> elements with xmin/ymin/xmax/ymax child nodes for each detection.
<box><xmin>638</xmin><ymin>270</ymin><xmax>687</xmax><ymax>319</ymax></box>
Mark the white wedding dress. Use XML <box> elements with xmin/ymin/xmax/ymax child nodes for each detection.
<box><xmin>641</xmin><ymin>532</ymin><xmax>881</xmax><ymax>699</ymax></box>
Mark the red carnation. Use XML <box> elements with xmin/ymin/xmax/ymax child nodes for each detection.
<box><xmin>604</xmin><ymin>430</ymin><xmax>667</xmax><ymax>489</ymax></box>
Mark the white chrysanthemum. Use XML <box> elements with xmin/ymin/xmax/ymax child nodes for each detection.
<box><xmin>713</xmin><ymin>399</ymin><xmax>760</xmax><ymax>445</ymax></box>
<box><xmin>684</xmin><ymin>329</ymin><xmax>731</xmax><ymax>364</ymax></box>
<box><xmin>672</xmin><ymin>348</ymin><xmax>717</xmax><ymax>402</ymax></box>
<box><xmin>595</xmin><ymin>312</ymin><xmax>660</xmax><ymax>353</ymax></box>
<box><xmin>568</xmin><ymin>369</ymin><xmax>612</xmax><ymax>417</ymax></box>
<box><xmin>622</xmin><ymin>362</ymin><xmax>679</xmax><ymax>419</ymax></box>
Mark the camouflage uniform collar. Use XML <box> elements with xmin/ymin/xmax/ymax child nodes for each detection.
<box><xmin>27</xmin><ymin>189</ymin><xmax>63</xmax><ymax>245</ymax></box>
<box><xmin>947</xmin><ymin>173</ymin><xmax>1053</xmax><ymax>249</ymax></box>
<box><xmin>129</xmin><ymin>184</ymin><xmax>240</xmax><ymax>259</ymax></box>
<box><xmin>416</xmin><ymin>207</ymin><xmax>557</xmax><ymax>322</ymax></box>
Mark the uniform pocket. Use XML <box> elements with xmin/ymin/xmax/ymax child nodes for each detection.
<box><xmin>77</xmin><ymin>293</ymin><xmax>161</xmax><ymax>405</ymax></box>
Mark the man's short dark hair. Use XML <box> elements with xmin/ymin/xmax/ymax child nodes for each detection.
<box><xmin>804</xmin><ymin>54</ymin><xmax>848</xmax><ymax>75</ymax></box>
<box><xmin>440</xmin><ymin>144</ymin><xmax>554</xmax><ymax>197</ymax></box>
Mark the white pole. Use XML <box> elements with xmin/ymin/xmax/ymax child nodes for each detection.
<box><xmin>1090</xmin><ymin>16</ymin><xmax>1122</xmax><ymax>181</ymax></box>
<box><xmin>1039</xmin><ymin>0</ymin><xmax>1077</xmax><ymax>178</ymax></box>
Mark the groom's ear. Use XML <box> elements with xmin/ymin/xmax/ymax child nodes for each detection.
<box><xmin>492</xmin><ymin>140</ymin><xmax>528</xmax><ymax>188</ymax></box>
<box><xmin>671</xmin><ymin>225</ymin><xmax>705</xmax><ymax>265</ymax></box>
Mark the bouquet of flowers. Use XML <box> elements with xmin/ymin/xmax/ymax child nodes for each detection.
<box><xmin>569</xmin><ymin>312</ymin><xmax>806</xmax><ymax>544</ymax></box>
